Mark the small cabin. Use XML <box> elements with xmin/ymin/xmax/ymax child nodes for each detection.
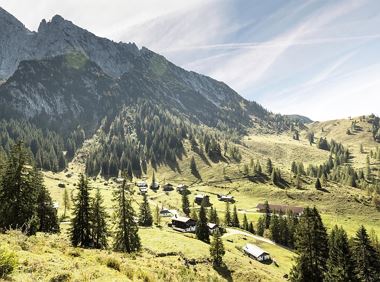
<box><xmin>171</xmin><ymin>216</ymin><xmax>196</xmax><ymax>232</ymax></box>
<box><xmin>243</xmin><ymin>244</ymin><xmax>271</xmax><ymax>262</ymax></box>
<box><xmin>218</xmin><ymin>195</ymin><xmax>235</xmax><ymax>203</ymax></box>
<box><xmin>139</xmin><ymin>187</ymin><xmax>148</xmax><ymax>194</ymax></box>
<box><xmin>176</xmin><ymin>184</ymin><xmax>188</xmax><ymax>193</ymax></box>
<box><xmin>194</xmin><ymin>194</ymin><xmax>211</xmax><ymax>206</ymax></box>
<box><xmin>160</xmin><ymin>209</ymin><xmax>173</xmax><ymax>217</ymax></box>
<box><xmin>163</xmin><ymin>183</ymin><xmax>174</xmax><ymax>191</ymax></box>
<box><xmin>208</xmin><ymin>223</ymin><xmax>219</xmax><ymax>234</ymax></box>
<box><xmin>137</xmin><ymin>181</ymin><xmax>148</xmax><ymax>188</ymax></box>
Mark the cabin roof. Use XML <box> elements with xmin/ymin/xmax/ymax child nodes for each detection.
<box><xmin>172</xmin><ymin>216</ymin><xmax>194</xmax><ymax>223</ymax></box>
<box><xmin>243</xmin><ymin>244</ymin><xmax>269</xmax><ymax>258</ymax></box>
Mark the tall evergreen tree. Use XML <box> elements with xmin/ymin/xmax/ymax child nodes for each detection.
<box><xmin>63</xmin><ymin>187</ymin><xmax>71</xmax><ymax>219</ymax></box>
<box><xmin>224</xmin><ymin>202</ymin><xmax>231</xmax><ymax>227</ymax></box>
<box><xmin>242</xmin><ymin>213</ymin><xmax>249</xmax><ymax>231</ymax></box>
<box><xmin>256</xmin><ymin>216</ymin><xmax>265</xmax><ymax>236</ymax></box>
<box><xmin>113</xmin><ymin>180</ymin><xmax>141</xmax><ymax>253</ymax></box>
<box><xmin>290</xmin><ymin>207</ymin><xmax>329</xmax><ymax>282</ymax></box>
<box><xmin>264</xmin><ymin>200</ymin><xmax>271</xmax><ymax>229</ymax></box>
<box><xmin>315</xmin><ymin>178</ymin><xmax>322</xmax><ymax>190</ymax></box>
<box><xmin>325</xmin><ymin>225</ymin><xmax>357</xmax><ymax>282</ymax></box>
<box><xmin>138</xmin><ymin>193</ymin><xmax>153</xmax><ymax>227</ymax></box>
<box><xmin>90</xmin><ymin>188</ymin><xmax>109</xmax><ymax>249</ymax></box>
<box><xmin>182</xmin><ymin>191</ymin><xmax>190</xmax><ymax>216</ymax></box>
<box><xmin>231</xmin><ymin>205</ymin><xmax>240</xmax><ymax>227</ymax></box>
<box><xmin>210</xmin><ymin>230</ymin><xmax>225</xmax><ymax>267</ymax></box>
<box><xmin>0</xmin><ymin>142</ymin><xmax>40</xmax><ymax>235</ymax></box>
<box><xmin>196</xmin><ymin>199</ymin><xmax>210</xmax><ymax>243</ymax></box>
<box><xmin>269</xmin><ymin>214</ymin><xmax>280</xmax><ymax>243</ymax></box>
<box><xmin>37</xmin><ymin>183</ymin><xmax>60</xmax><ymax>233</ymax></box>
<box><xmin>351</xmin><ymin>226</ymin><xmax>380</xmax><ymax>282</ymax></box>
<box><xmin>266</xmin><ymin>158</ymin><xmax>273</xmax><ymax>175</ymax></box>
<box><xmin>70</xmin><ymin>174</ymin><xmax>93</xmax><ymax>247</ymax></box>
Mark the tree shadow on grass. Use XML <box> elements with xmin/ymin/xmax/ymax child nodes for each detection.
<box><xmin>213</xmin><ymin>264</ymin><xmax>233</xmax><ymax>282</ymax></box>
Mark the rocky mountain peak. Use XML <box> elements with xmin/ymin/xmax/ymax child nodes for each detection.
<box><xmin>0</xmin><ymin>6</ymin><xmax>29</xmax><ymax>32</ymax></box>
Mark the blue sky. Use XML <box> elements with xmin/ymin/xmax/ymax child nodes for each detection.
<box><xmin>1</xmin><ymin>0</ymin><xmax>380</xmax><ymax>120</ymax></box>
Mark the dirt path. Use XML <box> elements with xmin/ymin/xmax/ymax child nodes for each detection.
<box><xmin>224</xmin><ymin>228</ymin><xmax>276</xmax><ymax>245</ymax></box>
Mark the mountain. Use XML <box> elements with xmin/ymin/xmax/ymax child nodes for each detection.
<box><xmin>0</xmin><ymin>8</ymin><xmax>300</xmax><ymax>177</ymax></box>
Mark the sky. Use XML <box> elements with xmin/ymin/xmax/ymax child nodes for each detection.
<box><xmin>1</xmin><ymin>0</ymin><xmax>380</xmax><ymax>121</ymax></box>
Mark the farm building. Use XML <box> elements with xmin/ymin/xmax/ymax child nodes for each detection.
<box><xmin>163</xmin><ymin>183</ymin><xmax>174</xmax><ymax>191</ymax></box>
<box><xmin>160</xmin><ymin>209</ymin><xmax>174</xmax><ymax>217</ymax></box>
<box><xmin>243</xmin><ymin>244</ymin><xmax>271</xmax><ymax>262</ymax></box>
<box><xmin>137</xmin><ymin>181</ymin><xmax>148</xmax><ymax>188</ymax></box>
<box><xmin>171</xmin><ymin>216</ymin><xmax>196</xmax><ymax>232</ymax></box>
<box><xmin>208</xmin><ymin>223</ymin><xmax>219</xmax><ymax>234</ymax></box>
<box><xmin>194</xmin><ymin>194</ymin><xmax>211</xmax><ymax>206</ymax></box>
<box><xmin>176</xmin><ymin>184</ymin><xmax>188</xmax><ymax>193</ymax></box>
<box><xmin>256</xmin><ymin>203</ymin><xmax>304</xmax><ymax>216</ymax></box>
<box><xmin>217</xmin><ymin>195</ymin><xmax>235</xmax><ymax>203</ymax></box>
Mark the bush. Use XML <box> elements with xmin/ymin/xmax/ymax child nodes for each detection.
<box><xmin>0</xmin><ymin>247</ymin><xmax>18</xmax><ymax>278</ymax></box>
<box><xmin>49</xmin><ymin>272</ymin><xmax>71</xmax><ymax>282</ymax></box>
<box><xmin>105</xmin><ymin>257</ymin><xmax>120</xmax><ymax>271</ymax></box>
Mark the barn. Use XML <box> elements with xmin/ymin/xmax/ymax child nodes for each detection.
<box><xmin>171</xmin><ymin>216</ymin><xmax>196</xmax><ymax>232</ymax></box>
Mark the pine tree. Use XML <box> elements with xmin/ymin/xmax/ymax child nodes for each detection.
<box><xmin>210</xmin><ymin>230</ymin><xmax>225</xmax><ymax>267</ymax></box>
<box><xmin>154</xmin><ymin>205</ymin><xmax>161</xmax><ymax>226</ymax></box>
<box><xmin>196</xmin><ymin>199</ymin><xmax>210</xmax><ymax>243</ymax></box>
<box><xmin>248</xmin><ymin>222</ymin><xmax>255</xmax><ymax>234</ymax></box>
<box><xmin>209</xmin><ymin>208</ymin><xmax>219</xmax><ymax>225</ymax></box>
<box><xmin>113</xmin><ymin>180</ymin><xmax>141</xmax><ymax>252</ymax></box>
<box><xmin>37</xmin><ymin>183</ymin><xmax>60</xmax><ymax>233</ymax></box>
<box><xmin>351</xmin><ymin>226</ymin><xmax>380</xmax><ymax>281</ymax></box>
<box><xmin>264</xmin><ymin>200</ymin><xmax>271</xmax><ymax>228</ymax></box>
<box><xmin>90</xmin><ymin>188</ymin><xmax>109</xmax><ymax>249</ymax></box>
<box><xmin>315</xmin><ymin>178</ymin><xmax>322</xmax><ymax>190</ymax></box>
<box><xmin>257</xmin><ymin>216</ymin><xmax>265</xmax><ymax>236</ymax></box>
<box><xmin>190</xmin><ymin>156</ymin><xmax>200</xmax><ymax>179</ymax></box>
<box><xmin>138</xmin><ymin>193</ymin><xmax>153</xmax><ymax>227</ymax></box>
<box><xmin>0</xmin><ymin>142</ymin><xmax>40</xmax><ymax>235</ymax></box>
<box><xmin>231</xmin><ymin>205</ymin><xmax>240</xmax><ymax>227</ymax></box>
<box><xmin>242</xmin><ymin>213</ymin><xmax>249</xmax><ymax>231</ymax></box>
<box><xmin>325</xmin><ymin>225</ymin><xmax>357</xmax><ymax>282</ymax></box>
<box><xmin>190</xmin><ymin>206</ymin><xmax>198</xmax><ymax>221</ymax></box>
<box><xmin>182</xmin><ymin>191</ymin><xmax>190</xmax><ymax>216</ymax></box>
<box><xmin>63</xmin><ymin>187</ymin><xmax>71</xmax><ymax>219</ymax></box>
<box><xmin>266</xmin><ymin>158</ymin><xmax>273</xmax><ymax>175</ymax></box>
<box><xmin>290</xmin><ymin>207</ymin><xmax>329</xmax><ymax>282</ymax></box>
<box><xmin>269</xmin><ymin>214</ymin><xmax>280</xmax><ymax>243</ymax></box>
<box><xmin>224</xmin><ymin>202</ymin><xmax>231</xmax><ymax>227</ymax></box>
<box><xmin>70</xmin><ymin>174</ymin><xmax>93</xmax><ymax>247</ymax></box>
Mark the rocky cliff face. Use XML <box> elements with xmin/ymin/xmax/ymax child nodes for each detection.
<box><xmin>0</xmin><ymin>7</ymin><xmax>271</xmax><ymax>134</ymax></box>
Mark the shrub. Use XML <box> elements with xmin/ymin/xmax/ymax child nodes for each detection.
<box><xmin>49</xmin><ymin>272</ymin><xmax>71</xmax><ymax>282</ymax></box>
<box><xmin>0</xmin><ymin>247</ymin><xmax>18</xmax><ymax>278</ymax></box>
<box><xmin>105</xmin><ymin>257</ymin><xmax>120</xmax><ymax>271</ymax></box>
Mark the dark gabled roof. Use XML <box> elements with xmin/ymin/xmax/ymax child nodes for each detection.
<box><xmin>256</xmin><ymin>203</ymin><xmax>304</xmax><ymax>214</ymax></box>
<box><xmin>172</xmin><ymin>216</ymin><xmax>194</xmax><ymax>223</ymax></box>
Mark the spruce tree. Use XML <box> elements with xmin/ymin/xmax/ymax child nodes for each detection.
<box><xmin>196</xmin><ymin>199</ymin><xmax>210</xmax><ymax>243</ymax></box>
<box><xmin>190</xmin><ymin>206</ymin><xmax>198</xmax><ymax>221</ymax></box>
<box><xmin>154</xmin><ymin>205</ymin><xmax>161</xmax><ymax>226</ymax></box>
<box><xmin>210</xmin><ymin>230</ymin><xmax>225</xmax><ymax>267</ymax></box>
<box><xmin>315</xmin><ymin>178</ymin><xmax>322</xmax><ymax>190</ymax></box>
<box><xmin>70</xmin><ymin>174</ymin><xmax>93</xmax><ymax>247</ymax></box>
<box><xmin>269</xmin><ymin>214</ymin><xmax>280</xmax><ymax>243</ymax></box>
<box><xmin>257</xmin><ymin>216</ymin><xmax>265</xmax><ymax>236</ymax></box>
<box><xmin>351</xmin><ymin>226</ymin><xmax>380</xmax><ymax>281</ymax></box>
<box><xmin>182</xmin><ymin>191</ymin><xmax>190</xmax><ymax>216</ymax></box>
<box><xmin>0</xmin><ymin>142</ymin><xmax>40</xmax><ymax>235</ymax></box>
<box><xmin>113</xmin><ymin>180</ymin><xmax>141</xmax><ymax>253</ymax></box>
<box><xmin>224</xmin><ymin>202</ymin><xmax>231</xmax><ymax>227</ymax></box>
<box><xmin>37</xmin><ymin>183</ymin><xmax>60</xmax><ymax>233</ymax></box>
<box><xmin>290</xmin><ymin>207</ymin><xmax>329</xmax><ymax>282</ymax></box>
<box><xmin>248</xmin><ymin>222</ymin><xmax>255</xmax><ymax>234</ymax></box>
<box><xmin>266</xmin><ymin>158</ymin><xmax>273</xmax><ymax>175</ymax></box>
<box><xmin>138</xmin><ymin>193</ymin><xmax>153</xmax><ymax>227</ymax></box>
<box><xmin>63</xmin><ymin>187</ymin><xmax>71</xmax><ymax>219</ymax></box>
<box><xmin>242</xmin><ymin>213</ymin><xmax>249</xmax><ymax>231</ymax></box>
<box><xmin>90</xmin><ymin>188</ymin><xmax>109</xmax><ymax>249</ymax></box>
<box><xmin>231</xmin><ymin>205</ymin><xmax>240</xmax><ymax>227</ymax></box>
<box><xmin>264</xmin><ymin>200</ymin><xmax>271</xmax><ymax>228</ymax></box>
<box><xmin>209</xmin><ymin>208</ymin><xmax>220</xmax><ymax>225</ymax></box>
<box><xmin>325</xmin><ymin>225</ymin><xmax>357</xmax><ymax>282</ymax></box>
